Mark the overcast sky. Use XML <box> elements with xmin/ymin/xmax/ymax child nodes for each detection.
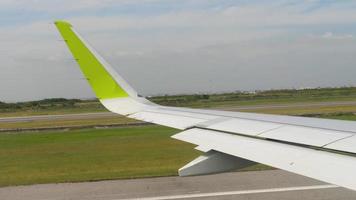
<box><xmin>1</xmin><ymin>0</ymin><xmax>356</xmax><ymax>102</ymax></box>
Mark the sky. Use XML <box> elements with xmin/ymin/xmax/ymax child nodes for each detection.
<box><xmin>1</xmin><ymin>0</ymin><xmax>356</xmax><ymax>102</ymax></box>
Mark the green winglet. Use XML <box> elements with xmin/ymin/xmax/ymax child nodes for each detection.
<box><xmin>54</xmin><ymin>20</ymin><xmax>129</xmax><ymax>100</ymax></box>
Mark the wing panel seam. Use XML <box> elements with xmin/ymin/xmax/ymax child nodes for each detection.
<box><xmin>190</xmin><ymin>126</ymin><xmax>356</xmax><ymax>157</ymax></box>
<box><xmin>161</xmin><ymin>106</ymin><xmax>356</xmax><ymax>134</ymax></box>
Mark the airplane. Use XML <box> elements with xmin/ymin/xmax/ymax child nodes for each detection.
<box><xmin>55</xmin><ymin>20</ymin><xmax>356</xmax><ymax>191</ymax></box>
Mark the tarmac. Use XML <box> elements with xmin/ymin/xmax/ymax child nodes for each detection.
<box><xmin>1</xmin><ymin>170</ymin><xmax>355</xmax><ymax>200</ymax></box>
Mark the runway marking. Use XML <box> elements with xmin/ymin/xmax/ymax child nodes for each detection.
<box><xmin>120</xmin><ymin>184</ymin><xmax>339</xmax><ymax>200</ymax></box>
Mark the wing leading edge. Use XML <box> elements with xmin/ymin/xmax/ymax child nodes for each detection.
<box><xmin>55</xmin><ymin>21</ymin><xmax>356</xmax><ymax>191</ymax></box>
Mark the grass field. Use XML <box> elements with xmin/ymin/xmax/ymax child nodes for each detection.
<box><xmin>0</xmin><ymin>126</ymin><xmax>200</xmax><ymax>187</ymax></box>
<box><xmin>0</xmin><ymin>100</ymin><xmax>104</xmax><ymax>117</ymax></box>
<box><xmin>150</xmin><ymin>87</ymin><xmax>356</xmax><ymax>108</ymax></box>
<box><xmin>225</xmin><ymin>104</ymin><xmax>356</xmax><ymax>115</ymax></box>
<box><xmin>1</xmin><ymin>87</ymin><xmax>356</xmax><ymax>187</ymax></box>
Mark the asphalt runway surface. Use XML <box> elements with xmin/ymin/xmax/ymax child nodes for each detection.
<box><xmin>1</xmin><ymin>170</ymin><xmax>355</xmax><ymax>200</ymax></box>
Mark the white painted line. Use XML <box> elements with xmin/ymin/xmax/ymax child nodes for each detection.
<box><xmin>120</xmin><ymin>184</ymin><xmax>339</xmax><ymax>200</ymax></box>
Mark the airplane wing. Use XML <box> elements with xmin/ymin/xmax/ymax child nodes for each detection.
<box><xmin>55</xmin><ymin>21</ymin><xmax>356</xmax><ymax>191</ymax></box>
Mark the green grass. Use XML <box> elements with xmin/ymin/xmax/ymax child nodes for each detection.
<box><xmin>239</xmin><ymin>104</ymin><xmax>356</xmax><ymax>115</ymax></box>
<box><xmin>0</xmin><ymin>104</ymin><xmax>105</xmax><ymax>117</ymax></box>
<box><xmin>303</xmin><ymin>112</ymin><xmax>356</xmax><ymax>121</ymax></box>
<box><xmin>150</xmin><ymin>87</ymin><xmax>356</xmax><ymax>108</ymax></box>
<box><xmin>0</xmin><ymin>126</ymin><xmax>199</xmax><ymax>187</ymax></box>
<box><xmin>3</xmin><ymin>112</ymin><xmax>355</xmax><ymax>187</ymax></box>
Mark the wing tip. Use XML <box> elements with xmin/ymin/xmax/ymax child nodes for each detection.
<box><xmin>54</xmin><ymin>20</ymin><xmax>72</xmax><ymax>27</ymax></box>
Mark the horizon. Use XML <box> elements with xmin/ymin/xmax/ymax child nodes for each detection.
<box><xmin>2</xmin><ymin>85</ymin><xmax>356</xmax><ymax>103</ymax></box>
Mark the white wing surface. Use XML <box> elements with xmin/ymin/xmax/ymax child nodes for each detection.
<box><xmin>55</xmin><ymin>21</ymin><xmax>356</xmax><ymax>191</ymax></box>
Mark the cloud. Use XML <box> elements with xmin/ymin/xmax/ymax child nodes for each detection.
<box><xmin>321</xmin><ymin>32</ymin><xmax>353</xmax><ymax>39</ymax></box>
<box><xmin>0</xmin><ymin>0</ymin><xmax>159</xmax><ymax>12</ymax></box>
<box><xmin>1</xmin><ymin>0</ymin><xmax>356</xmax><ymax>101</ymax></box>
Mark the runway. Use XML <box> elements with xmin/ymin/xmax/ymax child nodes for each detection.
<box><xmin>0</xmin><ymin>112</ymin><xmax>117</xmax><ymax>123</ymax></box>
<box><xmin>1</xmin><ymin>170</ymin><xmax>355</xmax><ymax>200</ymax></box>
